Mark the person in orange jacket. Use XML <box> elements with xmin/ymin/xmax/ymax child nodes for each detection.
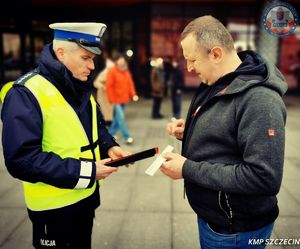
<box><xmin>106</xmin><ymin>54</ymin><xmax>138</xmax><ymax>144</ymax></box>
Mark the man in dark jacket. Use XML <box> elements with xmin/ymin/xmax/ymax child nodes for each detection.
<box><xmin>161</xmin><ymin>16</ymin><xmax>287</xmax><ymax>249</ymax></box>
<box><xmin>170</xmin><ymin>58</ymin><xmax>185</xmax><ymax>119</ymax></box>
<box><xmin>1</xmin><ymin>23</ymin><xmax>130</xmax><ymax>249</ymax></box>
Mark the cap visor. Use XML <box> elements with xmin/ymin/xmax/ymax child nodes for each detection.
<box><xmin>79</xmin><ymin>44</ymin><xmax>101</xmax><ymax>55</ymax></box>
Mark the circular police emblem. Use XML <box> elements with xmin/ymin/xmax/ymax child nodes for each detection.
<box><xmin>262</xmin><ymin>2</ymin><xmax>298</xmax><ymax>37</ymax></box>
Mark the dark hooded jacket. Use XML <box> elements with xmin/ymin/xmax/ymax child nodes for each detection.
<box><xmin>182</xmin><ymin>51</ymin><xmax>288</xmax><ymax>232</ymax></box>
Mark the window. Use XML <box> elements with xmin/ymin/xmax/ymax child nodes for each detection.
<box><xmin>3</xmin><ymin>33</ymin><xmax>22</xmax><ymax>81</ymax></box>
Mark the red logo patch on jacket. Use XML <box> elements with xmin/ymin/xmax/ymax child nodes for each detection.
<box><xmin>268</xmin><ymin>129</ymin><xmax>275</xmax><ymax>136</ymax></box>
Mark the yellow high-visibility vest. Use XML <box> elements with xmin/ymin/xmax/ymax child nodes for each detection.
<box><xmin>14</xmin><ymin>74</ymin><xmax>100</xmax><ymax>211</ymax></box>
<box><xmin>0</xmin><ymin>81</ymin><xmax>14</xmax><ymax>103</ymax></box>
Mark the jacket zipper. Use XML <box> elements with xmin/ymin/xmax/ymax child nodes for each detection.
<box><xmin>218</xmin><ymin>191</ymin><xmax>233</xmax><ymax>233</ymax></box>
<box><xmin>182</xmin><ymin>88</ymin><xmax>226</xmax><ymax>200</ymax></box>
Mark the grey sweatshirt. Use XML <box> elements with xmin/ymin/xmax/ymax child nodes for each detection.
<box><xmin>182</xmin><ymin>51</ymin><xmax>288</xmax><ymax>232</ymax></box>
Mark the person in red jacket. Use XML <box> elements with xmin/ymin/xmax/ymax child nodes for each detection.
<box><xmin>106</xmin><ymin>54</ymin><xmax>138</xmax><ymax>144</ymax></box>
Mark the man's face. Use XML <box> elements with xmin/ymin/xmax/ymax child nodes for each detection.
<box><xmin>181</xmin><ymin>34</ymin><xmax>216</xmax><ymax>85</ymax></box>
<box><xmin>62</xmin><ymin>46</ymin><xmax>96</xmax><ymax>82</ymax></box>
<box><xmin>116</xmin><ymin>57</ymin><xmax>127</xmax><ymax>69</ymax></box>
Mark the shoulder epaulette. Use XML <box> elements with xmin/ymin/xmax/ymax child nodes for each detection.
<box><xmin>14</xmin><ymin>71</ymin><xmax>38</xmax><ymax>86</ymax></box>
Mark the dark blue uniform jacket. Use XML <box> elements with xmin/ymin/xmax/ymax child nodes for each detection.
<box><xmin>1</xmin><ymin>43</ymin><xmax>118</xmax><ymax>213</ymax></box>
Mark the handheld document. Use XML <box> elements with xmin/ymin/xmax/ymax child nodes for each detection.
<box><xmin>145</xmin><ymin>145</ymin><xmax>174</xmax><ymax>176</ymax></box>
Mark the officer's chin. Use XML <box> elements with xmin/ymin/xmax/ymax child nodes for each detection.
<box><xmin>79</xmin><ymin>75</ymin><xmax>89</xmax><ymax>82</ymax></box>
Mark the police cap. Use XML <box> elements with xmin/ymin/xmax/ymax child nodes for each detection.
<box><xmin>49</xmin><ymin>22</ymin><xmax>107</xmax><ymax>55</ymax></box>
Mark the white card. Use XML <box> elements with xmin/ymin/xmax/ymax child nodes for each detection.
<box><xmin>145</xmin><ymin>145</ymin><xmax>174</xmax><ymax>176</ymax></box>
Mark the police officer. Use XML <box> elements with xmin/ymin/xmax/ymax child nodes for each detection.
<box><xmin>1</xmin><ymin>23</ymin><xmax>130</xmax><ymax>249</ymax></box>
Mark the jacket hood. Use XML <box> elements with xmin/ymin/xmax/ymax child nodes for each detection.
<box><xmin>221</xmin><ymin>51</ymin><xmax>288</xmax><ymax>97</ymax></box>
<box><xmin>36</xmin><ymin>43</ymin><xmax>93</xmax><ymax>110</ymax></box>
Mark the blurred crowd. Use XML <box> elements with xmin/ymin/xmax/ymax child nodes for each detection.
<box><xmin>93</xmin><ymin>53</ymin><xmax>185</xmax><ymax>144</ymax></box>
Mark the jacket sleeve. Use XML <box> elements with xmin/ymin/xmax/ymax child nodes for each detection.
<box><xmin>151</xmin><ymin>69</ymin><xmax>162</xmax><ymax>93</ymax></box>
<box><xmin>1</xmin><ymin>86</ymin><xmax>96</xmax><ymax>189</ymax></box>
<box><xmin>127</xmin><ymin>71</ymin><xmax>137</xmax><ymax>98</ymax></box>
<box><xmin>178</xmin><ymin>68</ymin><xmax>185</xmax><ymax>88</ymax></box>
<box><xmin>96</xmin><ymin>107</ymin><xmax>119</xmax><ymax>158</ymax></box>
<box><xmin>93</xmin><ymin>70</ymin><xmax>105</xmax><ymax>89</ymax></box>
<box><xmin>182</xmin><ymin>88</ymin><xmax>286</xmax><ymax>195</ymax></box>
<box><xmin>105</xmin><ymin>68</ymin><xmax>115</xmax><ymax>103</ymax></box>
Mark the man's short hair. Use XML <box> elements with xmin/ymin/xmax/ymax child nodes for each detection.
<box><xmin>181</xmin><ymin>15</ymin><xmax>235</xmax><ymax>52</ymax></box>
<box><xmin>53</xmin><ymin>39</ymin><xmax>79</xmax><ymax>53</ymax></box>
<box><xmin>112</xmin><ymin>53</ymin><xmax>125</xmax><ymax>62</ymax></box>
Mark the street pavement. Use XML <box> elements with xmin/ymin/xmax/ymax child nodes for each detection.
<box><xmin>0</xmin><ymin>93</ymin><xmax>299</xmax><ymax>249</ymax></box>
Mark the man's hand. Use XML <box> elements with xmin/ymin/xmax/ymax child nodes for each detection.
<box><xmin>107</xmin><ymin>146</ymin><xmax>132</xmax><ymax>167</ymax></box>
<box><xmin>166</xmin><ymin>119</ymin><xmax>185</xmax><ymax>140</ymax></box>
<box><xmin>108</xmin><ymin>146</ymin><xmax>131</xmax><ymax>159</ymax></box>
<box><xmin>160</xmin><ymin>152</ymin><xmax>187</xmax><ymax>179</ymax></box>
<box><xmin>95</xmin><ymin>158</ymin><xmax>118</xmax><ymax>180</ymax></box>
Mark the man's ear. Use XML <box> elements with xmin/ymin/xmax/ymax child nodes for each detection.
<box><xmin>210</xmin><ymin>47</ymin><xmax>223</xmax><ymax>63</ymax></box>
<box><xmin>55</xmin><ymin>47</ymin><xmax>65</xmax><ymax>62</ymax></box>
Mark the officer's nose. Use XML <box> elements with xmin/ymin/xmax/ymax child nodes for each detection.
<box><xmin>88</xmin><ymin>59</ymin><xmax>95</xmax><ymax>70</ymax></box>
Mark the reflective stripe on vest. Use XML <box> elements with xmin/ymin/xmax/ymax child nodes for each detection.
<box><xmin>21</xmin><ymin>74</ymin><xmax>100</xmax><ymax>211</ymax></box>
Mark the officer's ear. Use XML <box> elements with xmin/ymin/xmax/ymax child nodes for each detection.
<box><xmin>55</xmin><ymin>47</ymin><xmax>65</xmax><ymax>62</ymax></box>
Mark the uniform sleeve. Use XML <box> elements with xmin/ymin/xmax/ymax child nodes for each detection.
<box><xmin>96</xmin><ymin>107</ymin><xmax>119</xmax><ymax>158</ymax></box>
<box><xmin>1</xmin><ymin>87</ymin><xmax>96</xmax><ymax>189</ymax></box>
<box><xmin>182</xmin><ymin>89</ymin><xmax>286</xmax><ymax>195</ymax></box>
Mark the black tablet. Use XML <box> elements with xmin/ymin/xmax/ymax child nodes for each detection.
<box><xmin>104</xmin><ymin>147</ymin><xmax>158</xmax><ymax>167</ymax></box>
